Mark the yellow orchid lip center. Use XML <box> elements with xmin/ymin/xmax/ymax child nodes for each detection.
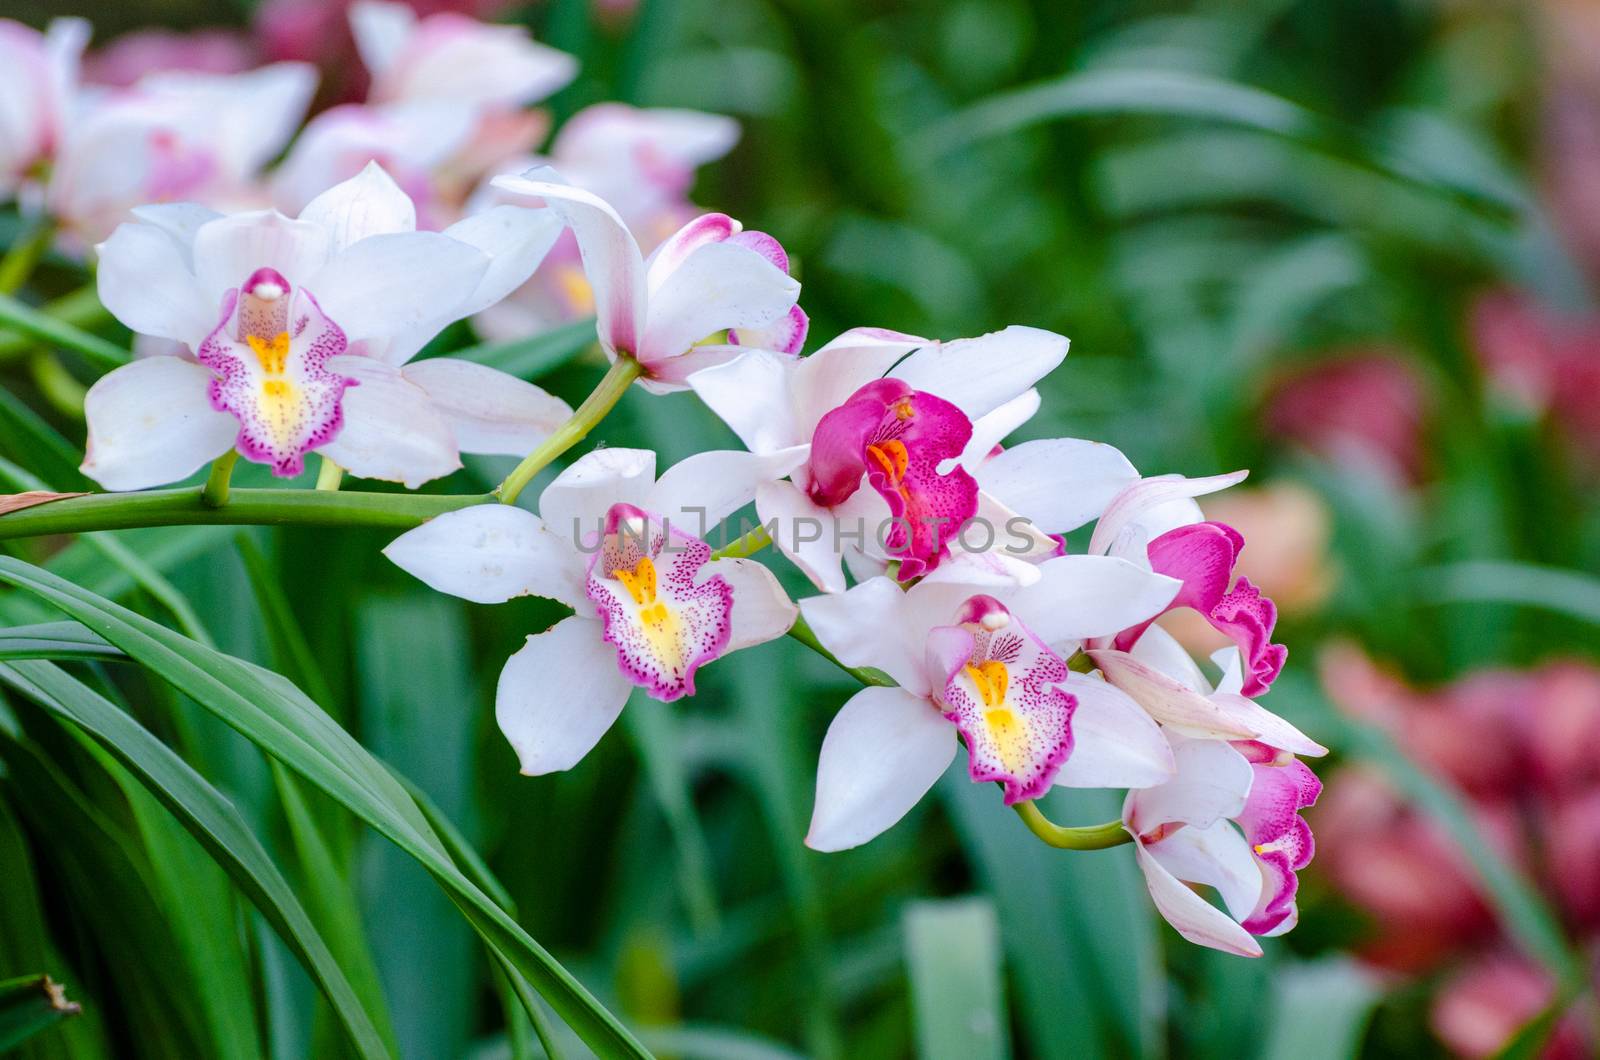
<box><xmin>963</xmin><ymin>658</ymin><xmax>1010</xmax><ymax>707</ymax></box>
<box><xmin>614</xmin><ymin>555</ymin><xmax>674</xmax><ymax>625</ymax></box>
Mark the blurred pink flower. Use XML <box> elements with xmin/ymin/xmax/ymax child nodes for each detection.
<box><xmin>83</xmin><ymin>29</ymin><xmax>255</xmax><ymax>86</ymax></box>
<box><xmin>1470</xmin><ymin>290</ymin><xmax>1600</xmax><ymax>471</ymax></box>
<box><xmin>1433</xmin><ymin>955</ymin><xmax>1590</xmax><ymax>1060</ymax></box>
<box><xmin>1263</xmin><ymin>352</ymin><xmax>1429</xmax><ymax>485</ymax></box>
<box><xmin>0</xmin><ymin>18</ymin><xmax>87</xmax><ymax>199</ymax></box>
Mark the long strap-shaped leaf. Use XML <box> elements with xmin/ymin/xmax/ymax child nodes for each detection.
<box><xmin>0</xmin><ymin>556</ymin><xmax>650</xmax><ymax>1059</ymax></box>
<box><xmin>0</xmin><ymin>660</ymin><xmax>394</xmax><ymax>1059</ymax></box>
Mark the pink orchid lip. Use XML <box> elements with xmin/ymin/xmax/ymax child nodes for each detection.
<box><xmin>1237</xmin><ymin>756</ymin><xmax>1321</xmax><ymax>936</ymax></box>
<box><xmin>927</xmin><ymin>594</ymin><xmax>1077</xmax><ymax>805</ymax></box>
<box><xmin>196</xmin><ymin>269</ymin><xmax>356</xmax><ymax>478</ymax></box>
<box><xmin>585</xmin><ymin>501</ymin><xmax>734</xmax><ymax>702</ymax></box>
<box><xmin>805</xmin><ymin>377</ymin><xmax>980</xmax><ymax>581</ymax></box>
<box><xmin>1113</xmin><ymin>521</ymin><xmax>1287</xmax><ymax>696</ymax></box>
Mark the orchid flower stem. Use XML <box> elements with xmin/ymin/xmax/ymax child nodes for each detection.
<box><xmin>315</xmin><ymin>457</ymin><xmax>344</xmax><ymax>492</ymax></box>
<box><xmin>497</xmin><ymin>356</ymin><xmax>644</xmax><ymax>506</ymax></box>
<box><xmin>1013</xmin><ymin>801</ymin><xmax>1132</xmax><ymax>850</ymax></box>
<box><xmin>200</xmin><ymin>452</ymin><xmax>240</xmax><ymax>508</ymax></box>
<box><xmin>0</xmin><ymin>292</ymin><xmax>129</xmax><ymax>370</ymax></box>
<box><xmin>710</xmin><ymin>524</ymin><xmax>772</xmax><ymax>560</ymax></box>
<box><xmin>0</xmin><ymin>220</ymin><xmax>55</xmax><ymax>295</ymax></box>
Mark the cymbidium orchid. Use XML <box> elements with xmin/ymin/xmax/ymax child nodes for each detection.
<box><xmin>470</xmin><ymin>103</ymin><xmax>741</xmax><ymax>340</ymax></box>
<box><xmin>799</xmin><ymin>560</ymin><xmax>1183</xmax><ymax>850</ymax></box>
<box><xmin>689</xmin><ymin>326</ymin><xmax>1070</xmax><ymax>591</ymax></box>
<box><xmin>0</xmin><ymin>17</ymin><xmax>86</xmax><ymax>201</ymax></box>
<box><xmin>83</xmin><ymin>163</ymin><xmax>567</xmax><ymax>489</ymax></box>
<box><xmin>382</xmin><ymin>447</ymin><xmax>804</xmax><ymax>773</ymax></box>
<box><xmin>492</xmin><ymin>167</ymin><xmax>807</xmax><ymax>392</ymax></box>
<box><xmin>1120</xmin><ymin>648</ymin><xmax>1323</xmax><ymax>957</ymax></box>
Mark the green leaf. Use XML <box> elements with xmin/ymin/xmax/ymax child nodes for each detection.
<box><xmin>448</xmin><ymin>318</ymin><xmax>599</xmax><ymax>380</ymax></box>
<box><xmin>941</xmin><ymin>779</ymin><xmax>1162</xmax><ymax>1060</ymax></box>
<box><xmin>0</xmin><ymin>621</ymin><xmax>120</xmax><ymax>662</ymax></box>
<box><xmin>902</xmin><ymin>897</ymin><xmax>1009</xmax><ymax>1060</ymax></box>
<box><xmin>1412</xmin><ymin>561</ymin><xmax>1600</xmax><ymax>626</ymax></box>
<box><xmin>0</xmin><ymin>293</ymin><xmax>129</xmax><ymax>371</ymax></box>
<box><xmin>912</xmin><ymin>68</ymin><xmax>1521</xmax><ymax>220</ymax></box>
<box><xmin>1259</xmin><ymin>959</ymin><xmax>1381</xmax><ymax>1060</ymax></box>
<box><xmin>0</xmin><ymin>660</ymin><xmax>393</xmax><ymax>1059</ymax></box>
<box><xmin>0</xmin><ymin>975</ymin><xmax>81</xmax><ymax>1052</ymax></box>
<box><xmin>0</xmin><ymin>394</ymin><xmax>89</xmax><ymax>492</ymax></box>
<box><xmin>0</xmin><ymin>556</ymin><xmax>648</xmax><ymax>1059</ymax></box>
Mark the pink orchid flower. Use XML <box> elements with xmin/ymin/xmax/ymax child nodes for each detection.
<box><xmin>800</xmin><ymin>562</ymin><xmax>1184</xmax><ymax>851</ymax></box>
<box><xmin>1121</xmin><ymin>649</ymin><xmax>1323</xmax><ymax>957</ymax></box>
<box><xmin>383</xmin><ymin>447</ymin><xmax>804</xmax><ymax>774</ymax></box>
<box><xmin>83</xmin><ymin>163</ymin><xmax>567</xmax><ymax>489</ymax></box>
<box><xmin>689</xmin><ymin>327</ymin><xmax>1070</xmax><ymax>591</ymax></box>
<box><xmin>0</xmin><ymin>17</ymin><xmax>86</xmax><ymax>200</ymax></box>
<box><xmin>83</xmin><ymin>28</ymin><xmax>256</xmax><ymax>86</ymax></box>
<box><xmin>492</xmin><ymin>167</ymin><xmax>807</xmax><ymax>391</ymax></box>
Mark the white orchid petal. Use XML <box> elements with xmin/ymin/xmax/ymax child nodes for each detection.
<box><xmin>686</xmin><ymin>348</ymin><xmax>802</xmax><ymax>455</ymax></box>
<box><xmin>890</xmin><ymin>325</ymin><xmax>1068</xmax><ymax>419</ymax></box>
<box><xmin>798</xmin><ymin>578</ymin><xmax>925</xmax><ymax>695</ymax></box>
<box><xmin>1009</xmin><ymin>555</ymin><xmax>1181</xmax><ymax>644</ymax></box>
<box><xmin>318</xmin><ymin>355</ymin><xmax>460</xmax><ymax>488</ymax></box>
<box><xmin>497</xmin><ymin>616</ymin><xmax>631</xmax><ymax>775</ymax></box>
<box><xmin>1134</xmin><ymin>836</ymin><xmax>1263</xmax><ymax>957</ymax></box>
<box><xmin>192</xmin><ymin>210</ymin><xmax>333</xmax><ymax>306</ymax></box>
<box><xmin>952</xmin><ymin>389</ymin><xmax>1039</xmax><ymax>472</ymax></box>
<box><xmin>383</xmin><ymin>504</ymin><xmax>585</xmax><ymax>607</ymax></box>
<box><xmin>536</xmin><ymin>447</ymin><xmax>656</xmax><ymax>543</ymax></box>
<box><xmin>645</xmin><ymin>445</ymin><xmax>810</xmax><ymax>534</ymax></box>
<box><xmin>1089</xmin><ymin>471</ymin><xmax>1250</xmax><ymax>557</ymax></box>
<box><xmin>756</xmin><ymin>481</ymin><xmax>847</xmax><ymax>594</ymax></box>
<box><xmin>402</xmin><ymin>359</ymin><xmax>572</xmax><ymax>456</ymax></box>
<box><xmin>307</xmin><ymin>231</ymin><xmax>488</xmax><ymax>344</ymax></box>
<box><xmin>976</xmin><ymin>437</ymin><xmax>1140</xmax><ymax>534</ymax></box>
<box><xmin>1126</xmin><ymin>736</ymin><xmax>1253</xmax><ymax>833</ymax></box>
<box><xmin>95</xmin><ymin>222</ymin><xmax>214</xmax><ymax>347</ymax></box>
<box><xmin>80</xmin><ymin>357</ymin><xmax>235</xmax><ymax>491</ymax></box>
<box><xmin>298</xmin><ymin>161</ymin><xmax>417</xmax><ymax>252</ymax></box>
<box><xmin>1054</xmin><ymin>674</ymin><xmax>1176</xmax><ymax>789</ymax></box>
<box><xmin>640</xmin><ymin>241</ymin><xmax>800</xmax><ymax>366</ymax></box>
<box><xmin>1128</xmin><ymin>624</ymin><xmax>1211</xmax><ymax>692</ymax></box>
<box><xmin>791</xmin><ymin>327</ymin><xmax>926</xmax><ymax>436</ymax></box>
<box><xmin>441</xmin><ymin>204</ymin><xmax>564</xmax><ymax>318</ymax></box>
<box><xmin>1148</xmin><ymin>818</ymin><xmax>1263</xmax><ymax>923</ymax></box>
<box><xmin>806</xmin><ymin>686</ymin><xmax>955</xmax><ymax>851</ymax></box>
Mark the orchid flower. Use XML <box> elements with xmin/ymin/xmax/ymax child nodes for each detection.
<box><xmin>491</xmin><ymin>168</ymin><xmax>807</xmax><ymax>392</ymax></box>
<box><xmin>83</xmin><ymin>163</ymin><xmax>567</xmax><ymax>490</ymax></box>
<box><xmin>0</xmin><ymin>17</ymin><xmax>86</xmax><ymax>201</ymax></box>
<box><xmin>799</xmin><ymin>561</ymin><xmax>1183</xmax><ymax>851</ymax></box>
<box><xmin>48</xmin><ymin>62</ymin><xmax>317</xmax><ymax>243</ymax></box>
<box><xmin>1120</xmin><ymin>649</ymin><xmax>1323</xmax><ymax>956</ymax></box>
<box><xmin>470</xmin><ymin>103</ymin><xmax>741</xmax><ymax>340</ymax></box>
<box><xmin>383</xmin><ymin>446</ymin><xmax>804</xmax><ymax>773</ymax></box>
<box><xmin>688</xmin><ymin>327</ymin><xmax>1069</xmax><ymax>590</ymax></box>
<box><xmin>1084</xmin><ymin>471</ymin><xmax>1289</xmax><ymax>698</ymax></box>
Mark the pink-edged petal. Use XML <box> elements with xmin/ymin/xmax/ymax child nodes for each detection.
<box><xmin>1008</xmin><ymin>555</ymin><xmax>1181</xmax><ymax>646</ymax></box>
<box><xmin>806</xmin><ymin>686</ymin><xmax>956</xmax><ymax>852</ymax></box>
<box><xmin>191</xmin><ymin>210</ymin><xmax>333</xmax><ymax>307</ymax></box>
<box><xmin>705</xmin><ymin>557</ymin><xmax>797</xmax><ymax>649</ymax></box>
<box><xmin>1210</xmin><ymin>577</ymin><xmax>1288</xmax><ymax>697</ymax></box>
<box><xmin>496</xmin><ymin>615</ymin><xmax>632</xmax><ymax>775</ymax></box>
<box><xmin>94</xmin><ymin>222</ymin><xmax>214</xmax><ymax>346</ymax></box>
<box><xmin>636</xmin><ymin>342</ymin><xmax>756</xmax><ymax>394</ymax></box>
<box><xmin>730</xmin><ymin>303</ymin><xmax>809</xmax><ymax>356</ymax></box>
<box><xmin>798</xmin><ymin>576</ymin><xmax>925</xmax><ymax>694</ymax></box>
<box><xmin>1125</xmin><ymin>736</ymin><xmax>1253</xmax><ymax>835</ymax></box>
<box><xmin>640</xmin><ymin>240</ymin><xmax>801</xmax><ymax>367</ymax></box>
<box><xmin>1054</xmin><ymin>673</ymin><xmax>1175</xmax><ymax>789</ymax></box>
<box><xmin>686</xmin><ymin>348</ymin><xmax>803</xmax><ymax>454</ymax></box>
<box><xmin>401</xmin><ymin>358</ymin><xmax>572</xmax><ymax>456</ymax></box>
<box><xmin>316</xmin><ymin>354</ymin><xmax>459</xmax><ymax>486</ymax></box>
<box><xmin>928</xmin><ymin>596</ymin><xmax>1076</xmax><ymax>804</ymax></box>
<box><xmin>1128</xmin><ymin>623</ymin><xmax>1211</xmax><ymax>691</ymax></box>
<box><xmin>80</xmin><ymin>357</ymin><xmax>236</xmax><ymax>491</ymax></box>
<box><xmin>536</xmin><ymin>447</ymin><xmax>656</xmax><ymax>548</ymax></box>
<box><xmin>952</xmin><ymin>389</ymin><xmax>1039</xmax><ymax>472</ymax></box>
<box><xmin>382</xmin><ymin>504</ymin><xmax>586</xmax><ymax>607</ymax></box>
<box><xmin>1147</xmin><ymin>818</ymin><xmax>1263</xmax><ymax>924</ymax></box>
<box><xmin>975</xmin><ymin>437</ymin><xmax>1140</xmax><ymax>534</ymax></box>
<box><xmin>585</xmin><ymin>504</ymin><xmax>733</xmax><ymax>701</ymax></box>
<box><xmin>199</xmin><ymin>288</ymin><xmax>355</xmax><ymax>478</ymax></box>
<box><xmin>297</xmin><ymin>161</ymin><xmax>416</xmax><ymax>253</ymax></box>
<box><xmin>492</xmin><ymin>169</ymin><xmax>645</xmax><ymax>358</ymax></box>
<box><xmin>644</xmin><ymin>445</ymin><xmax>810</xmax><ymax>534</ymax></box>
<box><xmin>306</xmin><ymin>231</ymin><xmax>488</xmax><ymax>344</ymax></box>
<box><xmin>643</xmin><ymin>212</ymin><xmax>738</xmax><ymax>292</ymax></box>
<box><xmin>790</xmin><ymin>327</ymin><xmax>927</xmax><ymax>437</ymax></box>
<box><xmin>1133</xmin><ymin>837</ymin><xmax>1263</xmax><ymax>957</ymax></box>
<box><xmin>757</xmin><ymin>480</ymin><xmax>848</xmax><ymax>594</ymax></box>
<box><xmin>889</xmin><ymin>325</ymin><xmax>1068</xmax><ymax>419</ymax></box>
<box><xmin>1237</xmin><ymin>757</ymin><xmax>1321</xmax><ymax>936</ymax></box>
<box><xmin>1088</xmin><ymin>471</ymin><xmax>1249</xmax><ymax>558</ymax></box>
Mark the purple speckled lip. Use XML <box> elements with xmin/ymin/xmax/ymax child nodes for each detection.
<box><xmin>925</xmin><ymin>594</ymin><xmax>1077</xmax><ymax>804</ymax></box>
<box><xmin>585</xmin><ymin>502</ymin><xmax>734</xmax><ymax>702</ymax></box>
<box><xmin>196</xmin><ymin>268</ymin><xmax>356</xmax><ymax>478</ymax></box>
<box><xmin>805</xmin><ymin>378</ymin><xmax>979</xmax><ymax>581</ymax></box>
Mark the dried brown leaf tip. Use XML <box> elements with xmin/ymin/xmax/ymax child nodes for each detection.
<box><xmin>0</xmin><ymin>492</ymin><xmax>90</xmax><ymax>516</ymax></box>
<box><xmin>42</xmin><ymin>975</ymin><xmax>81</xmax><ymax>1015</ymax></box>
